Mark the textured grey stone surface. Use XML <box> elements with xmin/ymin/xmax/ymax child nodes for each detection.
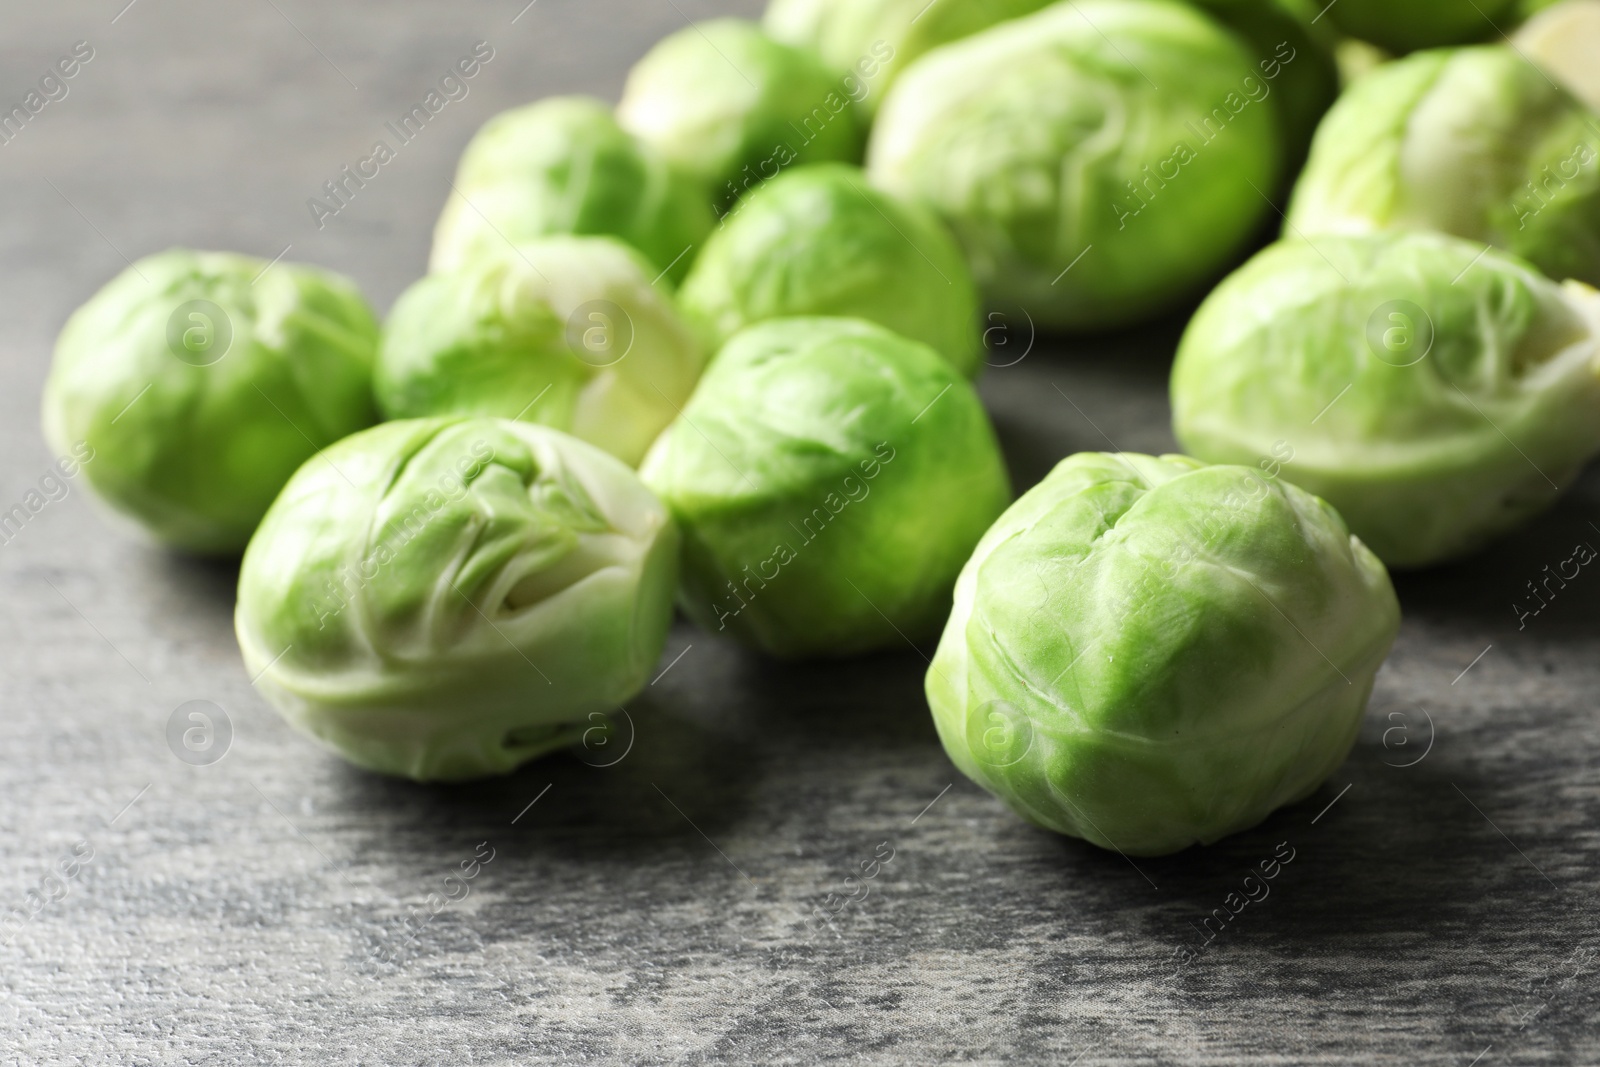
<box><xmin>1</xmin><ymin>2</ymin><xmax>1598</xmax><ymax>1064</ymax></box>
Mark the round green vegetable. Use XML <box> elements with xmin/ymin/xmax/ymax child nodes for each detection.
<box><xmin>236</xmin><ymin>417</ymin><xmax>679</xmax><ymax>782</ymax></box>
<box><xmin>41</xmin><ymin>249</ymin><xmax>378</xmax><ymax>555</ymax></box>
<box><xmin>1286</xmin><ymin>46</ymin><xmax>1600</xmax><ymax>288</ymax></box>
<box><xmin>377</xmin><ymin>236</ymin><xmax>706</xmax><ymax>468</ymax></box>
<box><xmin>617</xmin><ymin>19</ymin><xmax>864</xmax><ymax>210</ymax></box>
<box><xmin>1327</xmin><ymin>0</ymin><xmax>1512</xmax><ymax>52</ymax></box>
<box><xmin>430</xmin><ymin>97</ymin><xmax>712</xmax><ymax>283</ymax></box>
<box><xmin>640</xmin><ymin>317</ymin><xmax>1009</xmax><ymax>659</ymax></box>
<box><xmin>679</xmin><ymin>164</ymin><xmax>981</xmax><ymax>375</ymax></box>
<box><xmin>762</xmin><ymin>0</ymin><xmax>1053</xmax><ymax>114</ymax></box>
<box><xmin>1171</xmin><ymin>232</ymin><xmax>1600</xmax><ymax>567</ymax></box>
<box><xmin>867</xmin><ymin>0</ymin><xmax>1281</xmax><ymax>330</ymax></box>
<box><xmin>927</xmin><ymin>451</ymin><xmax>1400</xmax><ymax>856</ymax></box>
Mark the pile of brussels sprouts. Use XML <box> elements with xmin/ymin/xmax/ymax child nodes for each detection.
<box><xmin>42</xmin><ymin>0</ymin><xmax>1600</xmax><ymax>855</ymax></box>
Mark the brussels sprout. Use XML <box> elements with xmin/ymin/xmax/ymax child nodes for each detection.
<box><xmin>377</xmin><ymin>237</ymin><xmax>705</xmax><ymax>468</ymax></box>
<box><xmin>41</xmin><ymin>249</ymin><xmax>378</xmax><ymax>555</ymax></box>
<box><xmin>1287</xmin><ymin>47</ymin><xmax>1600</xmax><ymax>288</ymax></box>
<box><xmin>640</xmin><ymin>317</ymin><xmax>1009</xmax><ymax>658</ymax></box>
<box><xmin>927</xmin><ymin>451</ymin><xmax>1400</xmax><ymax>856</ymax></box>
<box><xmin>617</xmin><ymin>19</ymin><xmax>864</xmax><ymax>210</ymax></box>
<box><xmin>679</xmin><ymin>164</ymin><xmax>981</xmax><ymax>375</ymax></box>
<box><xmin>762</xmin><ymin>0</ymin><xmax>1053</xmax><ymax>113</ymax></box>
<box><xmin>236</xmin><ymin>417</ymin><xmax>679</xmax><ymax>782</ymax></box>
<box><xmin>430</xmin><ymin>97</ymin><xmax>712</xmax><ymax>284</ymax></box>
<box><xmin>867</xmin><ymin>0</ymin><xmax>1281</xmax><ymax>330</ymax></box>
<box><xmin>1327</xmin><ymin>0</ymin><xmax>1512</xmax><ymax>52</ymax></box>
<box><xmin>1514</xmin><ymin>0</ymin><xmax>1600</xmax><ymax>112</ymax></box>
<box><xmin>1171</xmin><ymin>232</ymin><xmax>1600</xmax><ymax>567</ymax></box>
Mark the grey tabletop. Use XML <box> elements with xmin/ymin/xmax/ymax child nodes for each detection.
<box><xmin>2</xmin><ymin>3</ymin><xmax>1598</xmax><ymax>1065</ymax></box>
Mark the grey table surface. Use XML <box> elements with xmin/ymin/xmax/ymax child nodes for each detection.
<box><xmin>2</xmin><ymin>2</ymin><xmax>1598</xmax><ymax>1064</ymax></box>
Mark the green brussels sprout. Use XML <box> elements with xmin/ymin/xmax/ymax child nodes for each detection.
<box><xmin>867</xmin><ymin>0</ymin><xmax>1281</xmax><ymax>331</ymax></box>
<box><xmin>617</xmin><ymin>19</ymin><xmax>865</xmax><ymax>210</ymax></box>
<box><xmin>640</xmin><ymin>317</ymin><xmax>1009</xmax><ymax>658</ymax></box>
<box><xmin>679</xmin><ymin>164</ymin><xmax>981</xmax><ymax>375</ymax></box>
<box><xmin>762</xmin><ymin>0</ymin><xmax>1053</xmax><ymax>114</ymax></box>
<box><xmin>41</xmin><ymin>249</ymin><xmax>378</xmax><ymax>555</ymax></box>
<box><xmin>1327</xmin><ymin>0</ymin><xmax>1512</xmax><ymax>52</ymax></box>
<box><xmin>1514</xmin><ymin>0</ymin><xmax>1600</xmax><ymax>112</ymax></box>
<box><xmin>1171</xmin><ymin>232</ymin><xmax>1600</xmax><ymax>568</ymax></box>
<box><xmin>430</xmin><ymin>97</ymin><xmax>712</xmax><ymax>284</ymax></box>
<box><xmin>927</xmin><ymin>451</ymin><xmax>1400</xmax><ymax>856</ymax></box>
<box><xmin>377</xmin><ymin>237</ymin><xmax>706</xmax><ymax>468</ymax></box>
<box><xmin>235</xmin><ymin>417</ymin><xmax>679</xmax><ymax>782</ymax></box>
<box><xmin>1287</xmin><ymin>47</ymin><xmax>1600</xmax><ymax>288</ymax></box>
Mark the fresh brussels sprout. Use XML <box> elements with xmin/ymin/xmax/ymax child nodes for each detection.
<box><xmin>41</xmin><ymin>249</ymin><xmax>378</xmax><ymax>555</ymax></box>
<box><xmin>867</xmin><ymin>0</ymin><xmax>1281</xmax><ymax>330</ymax></box>
<box><xmin>1326</xmin><ymin>0</ymin><xmax>1512</xmax><ymax>52</ymax></box>
<box><xmin>377</xmin><ymin>237</ymin><xmax>705</xmax><ymax>467</ymax></box>
<box><xmin>1514</xmin><ymin>0</ymin><xmax>1600</xmax><ymax>112</ymax></box>
<box><xmin>679</xmin><ymin>164</ymin><xmax>981</xmax><ymax>375</ymax></box>
<box><xmin>1286</xmin><ymin>46</ymin><xmax>1600</xmax><ymax>287</ymax></box>
<box><xmin>640</xmin><ymin>317</ymin><xmax>1009</xmax><ymax>658</ymax></box>
<box><xmin>927</xmin><ymin>451</ymin><xmax>1400</xmax><ymax>856</ymax></box>
<box><xmin>617</xmin><ymin>19</ymin><xmax>864</xmax><ymax>210</ymax></box>
<box><xmin>762</xmin><ymin>0</ymin><xmax>1052</xmax><ymax>113</ymax></box>
<box><xmin>1171</xmin><ymin>232</ymin><xmax>1600</xmax><ymax>567</ymax></box>
<box><xmin>235</xmin><ymin>417</ymin><xmax>679</xmax><ymax>782</ymax></box>
<box><xmin>430</xmin><ymin>97</ymin><xmax>712</xmax><ymax>283</ymax></box>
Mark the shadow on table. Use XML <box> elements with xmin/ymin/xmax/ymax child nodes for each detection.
<box><xmin>981</xmin><ymin>309</ymin><xmax>1188</xmax><ymax>495</ymax></box>
<box><xmin>1389</xmin><ymin>462</ymin><xmax>1600</xmax><ymax>633</ymax></box>
<box><xmin>1028</xmin><ymin>741</ymin><xmax>1567</xmax><ymax>959</ymax></box>
<box><xmin>322</xmin><ymin>640</ymin><xmax>939</xmax><ymax>864</ymax></box>
<box><xmin>142</xmin><ymin>545</ymin><xmax>241</xmax><ymax>598</ymax></box>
